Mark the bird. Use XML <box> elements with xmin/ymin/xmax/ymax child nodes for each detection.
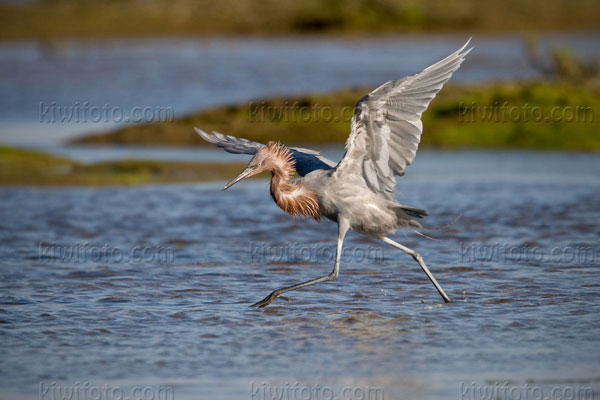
<box><xmin>196</xmin><ymin>39</ymin><xmax>472</xmax><ymax>307</ymax></box>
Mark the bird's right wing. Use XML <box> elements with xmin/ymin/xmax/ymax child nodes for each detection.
<box><xmin>195</xmin><ymin>128</ymin><xmax>336</xmax><ymax>176</ymax></box>
<box><xmin>335</xmin><ymin>39</ymin><xmax>472</xmax><ymax>200</ymax></box>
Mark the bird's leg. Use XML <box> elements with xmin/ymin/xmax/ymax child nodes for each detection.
<box><xmin>250</xmin><ymin>222</ymin><xmax>349</xmax><ymax>308</ymax></box>
<box><xmin>380</xmin><ymin>236</ymin><xmax>451</xmax><ymax>303</ymax></box>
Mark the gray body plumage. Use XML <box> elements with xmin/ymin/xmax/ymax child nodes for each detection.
<box><xmin>301</xmin><ymin>168</ymin><xmax>420</xmax><ymax>235</ymax></box>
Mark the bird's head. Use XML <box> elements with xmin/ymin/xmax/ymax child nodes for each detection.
<box><xmin>223</xmin><ymin>143</ymin><xmax>280</xmax><ymax>190</ymax></box>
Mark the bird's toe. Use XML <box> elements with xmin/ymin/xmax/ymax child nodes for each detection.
<box><xmin>250</xmin><ymin>293</ymin><xmax>277</xmax><ymax>308</ymax></box>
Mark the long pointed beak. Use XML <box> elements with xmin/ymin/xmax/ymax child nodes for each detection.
<box><xmin>223</xmin><ymin>166</ymin><xmax>255</xmax><ymax>190</ymax></box>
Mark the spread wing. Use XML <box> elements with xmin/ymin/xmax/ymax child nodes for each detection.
<box><xmin>195</xmin><ymin>128</ymin><xmax>336</xmax><ymax>176</ymax></box>
<box><xmin>335</xmin><ymin>39</ymin><xmax>473</xmax><ymax>200</ymax></box>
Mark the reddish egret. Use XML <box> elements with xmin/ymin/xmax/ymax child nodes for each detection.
<box><xmin>197</xmin><ymin>39</ymin><xmax>472</xmax><ymax>307</ymax></box>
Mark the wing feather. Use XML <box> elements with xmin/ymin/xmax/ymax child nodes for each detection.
<box><xmin>335</xmin><ymin>39</ymin><xmax>473</xmax><ymax>200</ymax></box>
<box><xmin>194</xmin><ymin>128</ymin><xmax>336</xmax><ymax>176</ymax></box>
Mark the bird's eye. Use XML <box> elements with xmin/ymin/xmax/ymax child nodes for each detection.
<box><xmin>257</xmin><ymin>162</ymin><xmax>262</xmax><ymax>167</ymax></box>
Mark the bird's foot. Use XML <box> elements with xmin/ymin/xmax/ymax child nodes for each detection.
<box><xmin>250</xmin><ymin>291</ymin><xmax>278</xmax><ymax>308</ymax></box>
<box><xmin>250</xmin><ymin>291</ymin><xmax>291</xmax><ymax>308</ymax></box>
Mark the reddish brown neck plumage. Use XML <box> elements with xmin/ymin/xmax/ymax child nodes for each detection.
<box><xmin>264</xmin><ymin>142</ymin><xmax>321</xmax><ymax>221</ymax></box>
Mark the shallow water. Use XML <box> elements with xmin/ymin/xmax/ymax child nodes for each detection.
<box><xmin>1</xmin><ymin>151</ymin><xmax>599</xmax><ymax>399</ymax></box>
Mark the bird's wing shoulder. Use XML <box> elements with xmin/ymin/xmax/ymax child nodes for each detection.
<box><xmin>335</xmin><ymin>39</ymin><xmax>473</xmax><ymax>200</ymax></box>
<box><xmin>195</xmin><ymin>128</ymin><xmax>336</xmax><ymax>176</ymax></box>
<box><xmin>287</xmin><ymin>146</ymin><xmax>336</xmax><ymax>176</ymax></box>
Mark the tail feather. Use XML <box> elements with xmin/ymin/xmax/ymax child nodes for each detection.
<box><xmin>392</xmin><ymin>205</ymin><xmax>460</xmax><ymax>232</ymax></box>
<box><xmin>392</xmin><ymin>205</ymin><xmax>428</xmax><ymax>228</ymax></box>
<box><xmin>394</xmin><ymin>204</ymin><xmax>428</xmax><ymax>218</ymax></box>
<box><xmin>401</xmin><ymin>206</ymin><xmax>428</xmax><ymax>219</ymax></box>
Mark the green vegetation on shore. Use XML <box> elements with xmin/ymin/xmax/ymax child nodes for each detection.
<box><xmin>3</xmin><ymin>79</ymin><xmax>598</xmax><ymax>187</ymax></box>
<box><xmin>1</xmin><ymin>0</ymin><xmax>599</xmax><ymax>39</ymax></box>
<box><xmin>0</xmin><ymin>146</ymin><xmax>247</xmax><ymax>186</ymax></box>
<box><xmin>73</xmin><ymin>81</ymin><xmax>600</xmax><ymax>151</ymax></box>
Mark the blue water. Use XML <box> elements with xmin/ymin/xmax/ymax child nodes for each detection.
<box><xmin>1</xmin><ymin>33</ymin><xmax>599</xmax><ymax>147</ymax></box>
<box><xmin>1</xmin><ymin>151</ymin><xmax>599</xmax><ymax>399</ymax></box>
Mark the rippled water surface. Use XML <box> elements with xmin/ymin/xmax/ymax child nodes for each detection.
<box><xmin>1</xmin><ymin>151</ymin><xmax>600</xmax><ymax>399</ymax></box>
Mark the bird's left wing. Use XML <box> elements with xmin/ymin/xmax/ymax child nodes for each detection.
<box><xmin>195</xmin><ymin>128</ymin><xmax>263</xmax><ymax>154</ymax></box>
<box><xmin>335</xmin><ymin>39</ymin><xmax>473</xmax><ymax>200</ymax></box>
<box><xmin>195</xmin><ymin>128</ymin><xmax>336</xmax><ymax>176</ymax></box>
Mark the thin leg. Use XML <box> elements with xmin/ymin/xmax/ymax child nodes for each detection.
<box><xmin>251</xmin><ymin>221</ymin><xmax>349</xmax><ymax>308</ymax></box>
<box><xmin>381</xmin><ymin>236</ymin><xmax>451</xmax><ymax>303</ymax></box>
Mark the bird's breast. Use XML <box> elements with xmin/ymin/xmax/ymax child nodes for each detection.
<box><xmin>270</xmin><ymin>182</ymin><xmax>322</xmax><ymax>221</ymax></box>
